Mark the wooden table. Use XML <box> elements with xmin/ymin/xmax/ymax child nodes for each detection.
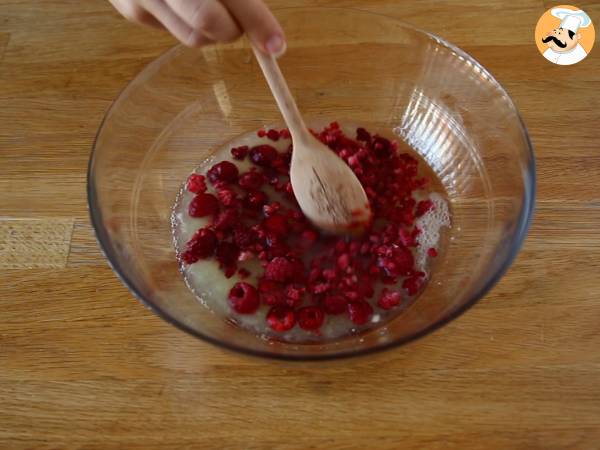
<box><xmin>1</xmin><ymin>1</ymin><xmax>599</xmax><ymax>448</ymax></box>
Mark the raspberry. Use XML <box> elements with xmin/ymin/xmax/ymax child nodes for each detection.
<box><xmin>249</xmin><ymin>145</ymin><xmax>278</xmax><ymax>167</ymax></box>
<box><xmin>345</xmin><ymin>292</ymin><xmax>360</xmax><ymax>301</ymax></box>
<box><xmin>216</xmin><ymin>188</ymin><xmax>238</xmax><ymax>207</ymax></box>
<box><xmin>403</xmin><ymin>273</ymin><xmax>424</xmax><ymax>296</ymax></box>
<box><xmin>181</xmin><ymin>249</ymin><xmax>200</xmax><ymax>264</ymax></box>
<box><xmin>347</xmin><ymin>301</ymin><xmax>373</xmax><ymax>325</ymax></box>
<box><xmin>372</xmin><ymin>136</ymin><xmax>392</xmax><ymax>159</ymax></box>
<box><xmin>266</xmin><ymin>306</ymin><xmax>296</xmax><ymax>332</ymax></box>
<box><xmin>231</xmin><ymin>145</ymin><xmax>248</xmax><ymax>160</ymax></box>
<box><xmin>257</xmin><ymin>129</ymin><xmax>267</xmax><ymax>138</ymax></box>
<box><xmin>428</xmin><ymin>247</ymin><xmax>438</xmax><ymax>257</ymax></box>
<box><xmin>243</xmin><ymin>190</ymin><xmax>268</xmax><ymax>210</ymax></box>
<box><xmin>263</xmin><ymin>214</ymin><xmax>288</xmax><ymax>236</ymax></box>
<box><xmin>186</xmin><ymin>173</ymin><xmax>206</xmax><ymax>193</ymax></box>
<box><xmin>216</xmin><ymin>241</ymin><xmax>240</xmax><ymax>267</ymax></box>
<box><xmin>263</xmin><ymin>202</ymin><xmax>281</xmax><ymax>217</ymax></box>
<box><xmin>337</xmin><ymin>253</ymin><xmax>351</xmax><ymax>270</ymax></box>
<box><xmin>312</xmin><ymin>283</ymin><xmax>331</xmax><ymax>294</ymax></box>
<box><xmin>264</xmin><ymin>257</ymin><xmax>303</xmax><ymax>283</ymax></box>
<box><xmin>297</xmin><ymin>306</ymin><xmax>324</xmax><ymax>330</ymax></box>
<box><xmin>356</xmin><ymin>127</ymin><xmax>371</xmax><ymax>142</ymax></box>
<box><xmin>258</xmin><ymin>279</ymin><xmax>286</xmax><ymax>306</ymax></box>
<box><xmin>213</xmin><ymin>209</ymin><xmax>238</xmax><ymax>231</ymax></box>
<box><xmin>280</xmin><ymin>128</ymin><xmax>291</xmax><ymax>139</ymax></box>
<box><xmin>376</xmin><ymin>245</ymin><xmax>414</xmax><ymax>277</ymax></box>
<box><xmin>398</xmin><ymin>228</ymin><xmax>418</xmax><ymax>247</ymax></box>
<box><xmin>323</xmin><ymin>295</ymin><xmax>347</xmax><ymax>315</ymax></box>
<box><xmin>238</xmin><ymin>171</ymin><xmax>265</xmax><ymax>190</ymax></box>
<box><xmin>207</xmin><ymin>161</ymin><xmax>239</xmax><ymax>184</ymax></box>
<box><xmin>416</xmin><ymin>199</ymin><xmax>434</xmax><ymax>217</ymax></box>
<box><xmin>233</xmin><ymin>226</ymin><xmax>257</xmax><ymax>249</ymax></box>
<box><xmin>228</xmin><ymin>282</ymin><xmax>259</xmax><ymax>314</ymax></box>
<box><xmin>300</xmin><ymin>230</ymin><xmax>318</xmax><ymax>247</ymax></box>
<box><xmin>378</xmin><ymin>289</ymin><xmax>402</xmax><ymax>310</ymax></box>
<box><xmin>266</xmin><ymin>129</ymin><xmax>280</xmax><ymax>141</ymax></box>
<box><xmin>184</xmin><ymin>228</ymin><xmax>217</xmax><ymax>262</ymax></box>
<box><xmin>188</xmin><ymin>193</ymin><xmax>219</xmax><ymax>217</ymax></box>
<box><xmin>284</xmin><ymin>283</ymin><xmax>306</xmax><ymax>307</ymax></box>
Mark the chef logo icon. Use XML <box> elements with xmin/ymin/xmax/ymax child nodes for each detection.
<box><xmin>535</xmin><ymin>5</ymin><xmax>595</xmax><ymax>65</ymax></box>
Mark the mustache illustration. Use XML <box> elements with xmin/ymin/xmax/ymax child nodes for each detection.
<box><xmin>542</xmin><ymin>35</ymin><xmax>567</xmax><ymax>48</ymax></box>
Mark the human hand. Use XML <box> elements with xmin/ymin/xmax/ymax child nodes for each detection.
<box><xmin>109</xmin><ymin>0</ymin><xmax>286</xmax><ymax>56</ymax></box>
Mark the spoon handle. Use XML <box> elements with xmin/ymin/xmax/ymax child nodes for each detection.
<box><xmin>252</xmin><ymin>45</ymin><xmax>308</xmax><ymax>142</ymax></box>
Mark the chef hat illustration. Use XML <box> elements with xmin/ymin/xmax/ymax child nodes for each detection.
<box><xmin>551</xmin><ymin>8</ymin><xmax>592</xmax><ymax>34</ymax></box>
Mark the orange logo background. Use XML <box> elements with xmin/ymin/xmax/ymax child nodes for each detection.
<box><xmin>535</xmin><ymin>4</ymin><xmax>595</xmax><ymax>55</ymax></box>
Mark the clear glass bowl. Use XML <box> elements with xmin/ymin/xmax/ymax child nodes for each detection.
<box><xmin>88</xmin><ymin>7</ymin><xmax>535</xmax><ymax>360</ymax></box>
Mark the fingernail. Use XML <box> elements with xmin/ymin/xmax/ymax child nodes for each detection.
<box><xmin>265</xmin><ymin>34</ymin><xmax>287</xmax><ymax>57</ymax></box>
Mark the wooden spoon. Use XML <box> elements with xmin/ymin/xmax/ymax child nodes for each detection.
<box><xmin>252</xmin><ymin>46</ymin><xmax>371</xmax><ymax>234</ymax></box>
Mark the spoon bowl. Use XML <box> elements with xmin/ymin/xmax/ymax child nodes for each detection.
<box><xmin>289</xmin><ymin>132</ymin><xmax>371</xmax><ymax>233</ymax></box>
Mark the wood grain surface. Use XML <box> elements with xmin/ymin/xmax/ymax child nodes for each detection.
<box><xmin>1</xmin><ymin>1</ymin><xmax>599</xmax><ymax>449</ymax></box>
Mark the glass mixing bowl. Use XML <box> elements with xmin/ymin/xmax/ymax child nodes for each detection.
<box><xmin>88</xmin><ymin>7</ymin><xmax>535</xmax><ymax>360</ymax></box>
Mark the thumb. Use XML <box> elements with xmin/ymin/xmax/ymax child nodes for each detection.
<box><xmin>221</xmin><ymin>0</ymin><xmax>286</xmax><ymax>56</ymax></box>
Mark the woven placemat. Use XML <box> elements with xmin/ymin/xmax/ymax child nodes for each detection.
<box><xmin>0</xmin><ymin>218</ymin><xmax>74</xmax><ymax>268</ymax></box>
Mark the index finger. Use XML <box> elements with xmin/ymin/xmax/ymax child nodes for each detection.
<box><xmin>221</xmin><ymin>0</ymin><xmax>286</xmax><ymax>56</ymax></box>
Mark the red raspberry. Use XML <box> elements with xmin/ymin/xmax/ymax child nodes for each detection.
<box><xmin>427</xmin><ymin>247</ymin><xmax>438</xmax><ymax>257</ymax></box>
<box><xmin>297</xmin><ymin>306</ymin><xmax>324</xmax><ymax>330</ymax></box>
<box><xmin>238</xmin><ymin>171</ymin><xmax>265</xmax><ymax>190</ymax></box>
<box><xmin>249</xmin><ymin>145</ymin><xmax>278</xmax><ymax>167</ymax></box>
<box><xmin>416</xmin><ymin>199</ymin><xmax>434</xmax><ymax>217</ymax></box>
<box><xmin>266</xmin><ymin>129</ymin><xmax>280</xmax><ymax>141</ymax></box>
<box><xmin>207</xmin><ymin>161</ymin><xmax>239</xmax><ymax>184</ymax></box>
<box><xmin>258</xmin><ymin>279</ymin><xmax>286</xmax><ymax>306</ymax></box>
<box><xmin>228</xmin><ymin>282</ymin><xmax>259</xmax><ymax>314</ymax></box>
<box><xmin>378</xmin><ymin>289</ymin><xmax>402</xmax><ymax>310</ymax></box>
<box><xmin>266</xmin><ymin>306</ymin><xmax>296</xmax><ymax>332</ymax></box>
<box><xmin>213</xmin><ymin>209</ymin><xmax>238</xmax><ymax>231</ymax></box>
<box><xmin>300</xmin><ymin>230</ymin><xmax>318</xmax><ymax>247</ymax></box>
<box><xmin>376</xmin><ymin>245</ymin><xmax>414</xmax><ymax>277</ymax></box>
<box><xmin>264</xmin><ymin>257</ymin><xmax>303</xmax><ymax>283</ymax></box>
<box><xmin>181</xmin><ymin>249</ymin><xmax>200</xmax><ymax>265</ymax></box>
<box><xmin>337</xmin><ymin>253</ymin><xmax>351</xmax><ymax>270</ymax></box>
<box><xmin>257</xmin><ymin>129</ymin><xmax>267</xmax><ymax>138</ymax></box>
<box><xmin>233</xmin><ymin>226</ymin><xmax>257</xmax><ymax>249</ymax></box>
<box><xmin>243</xmin><ymin>190</ymin><xmax>268</xmax><ymax>210</ymax></box>
<box><xmin>263</xmin><ymin>214</ymin><xmax>288</xmax><ymax>236</ymax></box>
<box><xmin>403</xmin><ymin>273</ymin><xmax>425</xmax><ymax>296</ymax></box>
<box><xmin>262</xmin><ymin>202</ymin><xmax>280</xmax><ymax>218</ymax></box>
<box><xmin>312</xmin><ymin>283</ymin><xmax>331</xmax><ymax>294</ymax></box>
<box><xmin>188</xmin><ymin>193</ymin><xmax>219</xmax><ymax>217</ymax></box>
<box><xmin>347</xmin><ymin>301</ymin><xmax>373</xmax><ymax>325</ymax></box>
<box><xmin>372</xmin><ymin>136</ymin><xmax>392</xmax><ymax>159</ymax></box>
<box><xmin>323</xmin><ymin>295</ymin><xmax>347</xmax><ymax>315</ymax></box>
<box><xmin>184</xmin><ymin>228</ymin><xmax>217</xmax><ymax>261</ymax></box>
<box><xmin>186</xmin><ymin>173</ymin><xmax>206</xmax><ymax>193</ymax></box>
<box><xmin>356</xmin><ymin>127</ymin><xmax>371</xmax><ymax>142</ymax></box>
<box><xmin>280</xmin><ymin>128</ymin><xmax>291</xmax><ymax>139</ymax></box>
<box><xmin>216</xmin><ymin>188</ymin><xmax>238</xmax><ymax>207</ymax></box>
<box><xmin>216</xmin><ymin>242</ymin><xmax>240</xmax><ymax>267</ymax></box>
<box><xmin>231</xmin><ymin>145</ymin><xmax>248</xmax><ymax>160</ymax></box>
<box><xmin>398</xmin><ymin>228</ymin><xmax>418</xmax><ymax>247</ymax></box>
<box><xmin>284</xmin><ymin>283</ymin><xmax>306</xmax><ymax>307</ymax></box>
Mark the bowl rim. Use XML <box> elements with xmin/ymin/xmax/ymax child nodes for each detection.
<box><xmin>88</xmin><ymin>6</ymin><xmax>536</xmax><ymax>361</ymax></box>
